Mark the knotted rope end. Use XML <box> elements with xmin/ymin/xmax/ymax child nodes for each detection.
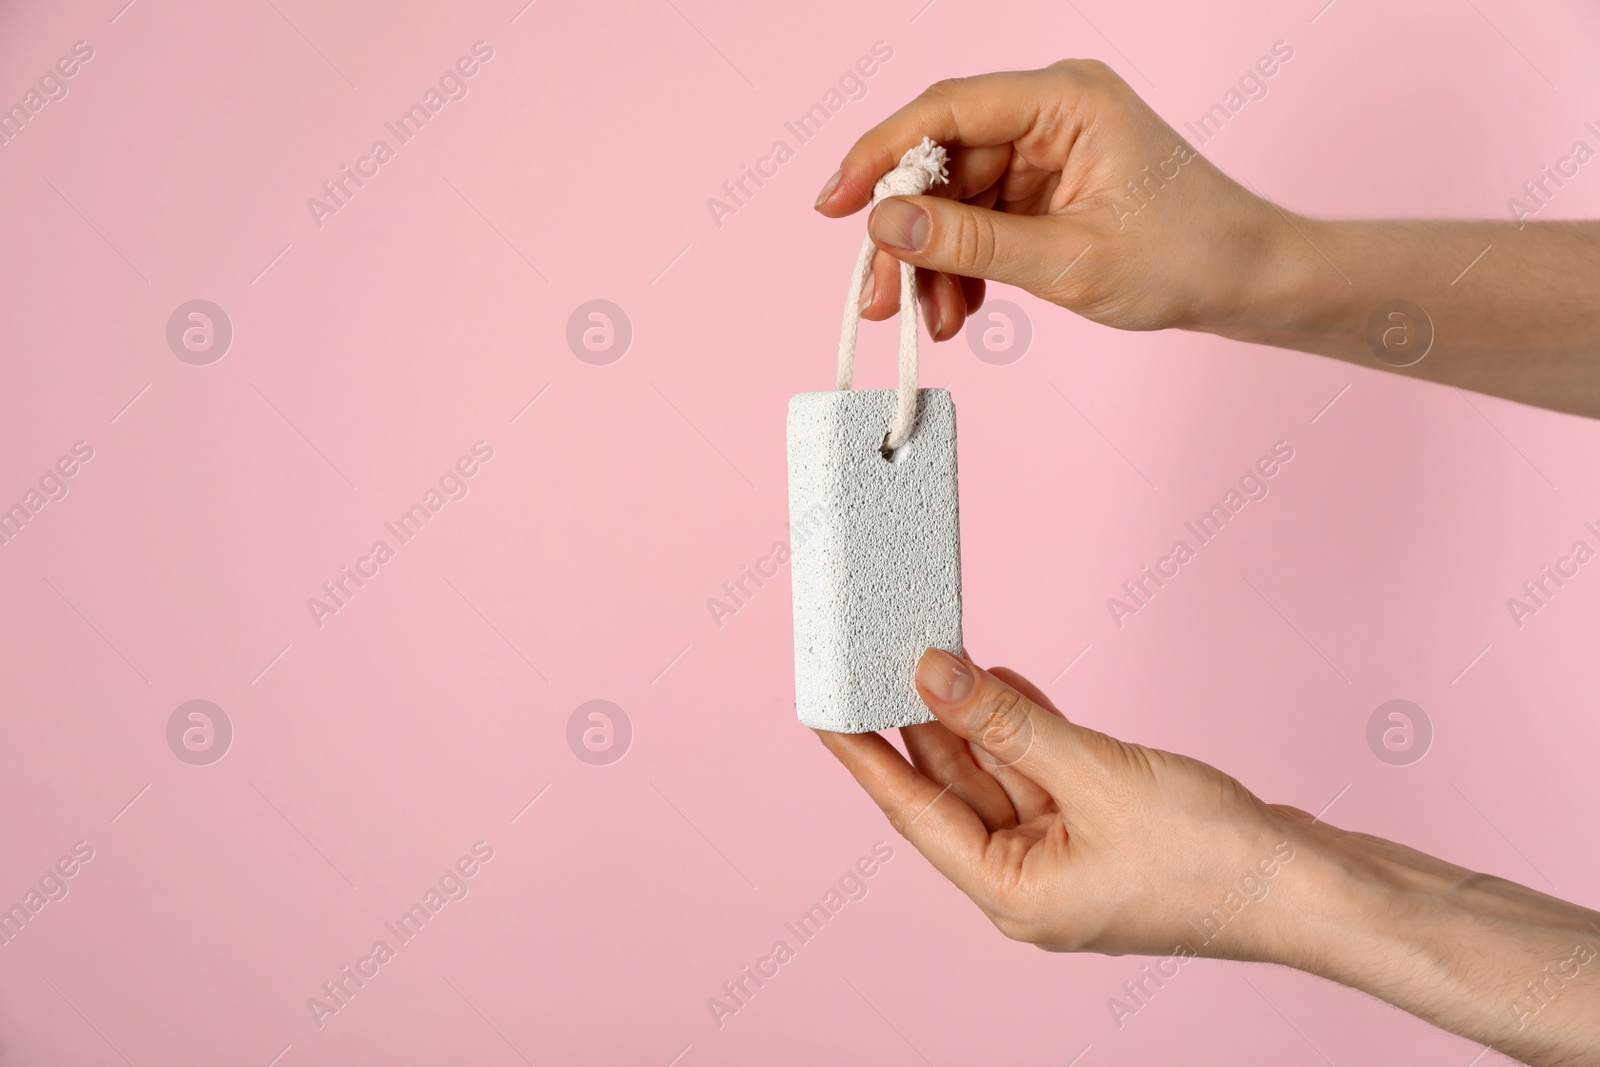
<box><xmin>873</xmin><ymin>136</ymin><xmax>950</xmax><ymax>200</ymax></box>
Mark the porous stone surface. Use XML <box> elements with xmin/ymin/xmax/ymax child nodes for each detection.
<box><xmin>787</xmin><ymin>388</ymin><xmax>964</xmax><ymax>733</ymax></box>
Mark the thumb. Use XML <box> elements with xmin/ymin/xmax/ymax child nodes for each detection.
<box><xmin>913</xmin><ymin>648</ymin><xmax>1092</xmax><ymax>791</ymax></box>
<box><xmin>867</xmin><ymin>195</ymin><xmax>1076</xmax><ymax>293</ymax></box>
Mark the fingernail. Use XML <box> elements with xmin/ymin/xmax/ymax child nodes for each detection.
<box><xmin>916</xmin><ymin>648</ymin><xmax>973</xmax><ymax>705</ymax></box>
<box><xmin>869</xmin><ymin>198</ymin><xmax>930</xmax><ymax>252</ymax></box>
<box><xmin>814</xmin><ymin>169</ymin><xmax>841</xmax><ymax>210</ymax></box>
<box><xmin>858</xmin><ymin>269</ymin><xmax>876</xmax><ymax>312</ymax></box>
<box><xmin>919</xmin><ymin>291</ymin><xmax>940</xmax><ymax>339</ymax></box>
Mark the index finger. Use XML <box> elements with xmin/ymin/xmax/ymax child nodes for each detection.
<box><xmin>814</xmin><ymin>728</ymin><xmax>997</xmax><ymax>898</ymax></box>
<box><xmin>818</xmin><ymin>65</ymin><xmax>1068</xmax><ymax>216</ymax></box>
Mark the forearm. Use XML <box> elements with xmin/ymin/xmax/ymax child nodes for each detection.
<box><xmin>1270</xmin><ymin>820</ymin><xmax>1600</xmax><ymax>1066</ymax></box>
<box><xmin>1212</xmin><ymin>216</ymin><xmax>1600</xmax><ymax>418</ymax></box>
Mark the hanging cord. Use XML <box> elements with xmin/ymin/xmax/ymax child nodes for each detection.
<box><xmin>835</xmin><ymin>137</ymin><xmax>950</xmax><ymax>456</ymax></box>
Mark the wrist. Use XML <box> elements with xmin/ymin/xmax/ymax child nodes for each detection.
<box><xmin>1169</xmin><ymin>815</ymin><xmax>1418</xmax><ymax>970</ymax></box>
<box><xmin>1265</xmin><ymin>819</ymin><xmax>1450</xmax><ymax>978</ymax></box>
<box><xmin>1261</xmin><ymin>816</ymin><xmax>1600</xmax><ymax>1062</ymax></box>
<box><xmin>1197</xmin><ymin>207</ymin><xmax>1355</xmax><ymax>350</ymax></box>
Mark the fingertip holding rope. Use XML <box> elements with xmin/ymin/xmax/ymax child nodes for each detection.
<box><xmin>836</xmin><ymin>136</ymin><xmax>950</xmax><ymax>455</ymax></box>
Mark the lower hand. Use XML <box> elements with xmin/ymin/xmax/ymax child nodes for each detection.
<box><xmin>816</xmin><ymin>649</ymin><xmax>1600</xmax><ymax>1066</ymax></box>
<box><xmin>816</xmin><ymin>648</ymin><xmax>1306</xmax><ymax>960</ymax></box>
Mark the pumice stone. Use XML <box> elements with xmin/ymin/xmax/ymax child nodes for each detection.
<box><xmin>787</xmin><ymin>387</ymin><xmax>964</xmax><ymax>733</ymax></box>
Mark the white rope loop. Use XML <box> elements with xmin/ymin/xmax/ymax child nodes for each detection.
<box><xmin>835</xmin><ymin>137</ymin><xmax>949</xmax><ymax>453</ymax></box>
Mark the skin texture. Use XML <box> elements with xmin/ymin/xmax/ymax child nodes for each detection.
<box><xmin>812</xmin><ymin>61</ymin><xmax>1600</xmax><ymax>1066</ymax></box>
<box><xmin>815</xmin><ymin>60</ymin><xmax>1600</xmax><ymax>417</ymax></box>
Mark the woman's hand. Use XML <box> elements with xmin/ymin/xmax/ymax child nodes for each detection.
<box><xmin>814</xmin><ymin>60</ymin><xmax>1283</xmax><ymax>341</ymax></box>
<box><xmin>815</xmin><ymin>60</ymin><xmax>1600</xmax><ymax>417</ymax></box>
<box><xmin>817</xmin><ymin>649</ymin><xmax>1305</xmax><ymax>961</ymax></box>
<box><xmin>816</xmin><ymin>650</ymin><xmax>1600</xmax><ymax>1065</ymax></box>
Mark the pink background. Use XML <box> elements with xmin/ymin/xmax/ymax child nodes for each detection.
<box><xmin>3</xmin><ymin>0</ymin><xmax>1599</xmax><ymax>1063</ymax></box>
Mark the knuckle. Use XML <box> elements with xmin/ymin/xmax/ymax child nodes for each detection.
<box><xmin>951</xmin><ymin>209</ymin><xmax>995</xmax><ymax>275</ymax></box>
<box><xmin>1046</xmin><ymin>57</ymin><xmax>1118</xmax><ymax>92</ymax></box>
<box><xmin>882</xmin><ymin>804</ymin><xmax>909</xmax><ymax>838</ymax></box>
<box><xmin>975</xmin><ymin>687</ymin><xmax>1030</xmax><ymax>748</ymax></box>
<box><xmin>990</xmin><ymin>913</ymin><xmax>1029</xmax><ymax>942</ymax></box>
<box><xmin>986</xmin><ymin>896</ymin><xmax>1043</xmax><ymax>944</ymax></box>
<box><xmin>922</xmin><ymin>76</ymin><xmax>965</xmax><ymax>100</ymax></box>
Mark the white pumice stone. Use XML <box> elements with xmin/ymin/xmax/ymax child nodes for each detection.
<box><xmin>787</xmin><ymin>388</ymin><xmax>964</xmax><ymax>733</ymax></box>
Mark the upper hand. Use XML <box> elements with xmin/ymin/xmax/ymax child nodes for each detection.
<box><xmin>814</xmin><ymin>60</ymin><xmax>1284</xmax><ymax>342</ymax></box>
